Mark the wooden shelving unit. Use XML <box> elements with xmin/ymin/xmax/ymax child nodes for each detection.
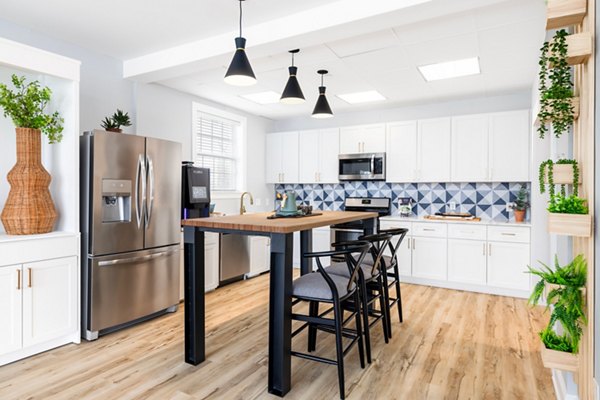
<box><xmin>547</xmin><ymin>212</ymin><xmax>592</xmax><ymax>237</ymax></box>
<box><xmin>546</xmin><ymin>0</ymin><xmax>587</xmax><ymax>29</ymax></box>
<box><xmin>541</xmin><ymin>346</ymin><xmax>580</xmax><ymax>372</ymax></box>
<box><xmin>543</xmin><ymin>163</ymin><xmax>582</xmax><ymax>185</ymax></box>
<box><xmin>566</xmin><ymin>32</ymin><xmax>593</xmax><ymax>65</ymax></box>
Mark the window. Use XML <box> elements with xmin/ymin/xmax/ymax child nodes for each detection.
<box><xmin>192</xmin><ymin>103</ymin><xmax>246</xmax><ymax>192</ymax></box>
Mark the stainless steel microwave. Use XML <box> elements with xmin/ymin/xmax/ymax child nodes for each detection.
<box><xmin>338</xmin><ymin>153</ymin><xmax>386</xmax><ymax>181</ymax></box>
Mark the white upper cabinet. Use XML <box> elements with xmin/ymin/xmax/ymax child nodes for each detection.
<box><xmin>266</xmin><ymin>132</ymin><xmax>299</xmax><ymax>184</ymax></box>
<box><xmin>339</xmin><ymin>124</ymin><xmax>386</xmax><ymax>154</ymax></box>
<box><xmin>298</xmin><ymin>129</ymin><xmax>339</xmax><ymax>184</ymax></box>
<box><xmin>489</xmin><ymin>110</ymin><xmax>530</xmax><ymax>182</ymax></box>
<box><xmin>417</xmin><ymin>118</ymin><xmax>451</xmax><ymax>182</ymax></box>
<box><xmin>386</xmin><ymin>121</ymin><xmax>418</xmax><ymax>182</ymax></box>
<box><xmin>451</xmin><ymin>115</ymin><xmax>489</xmax><ymax>182</ymax></box>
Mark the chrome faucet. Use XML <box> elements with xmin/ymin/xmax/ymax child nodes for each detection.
<box><xmin>240</xmin><ymin>191</ymin><xmax>254</xmax><ymax>215</ymax></box>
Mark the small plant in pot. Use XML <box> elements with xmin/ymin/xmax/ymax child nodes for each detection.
<box><xmin>0</xmin><ymin>74</ymin><xmax>64</xmax><ymax>234</ymax></box>
<box><xmin>101</xmin><ymin>109</ymin><xmax>132</xmax><ymax>133</ymax></box>
<box><xmin>513</xmin><ymin>184</ymin><xmax>529</xmax><ymax>223</ymax></box>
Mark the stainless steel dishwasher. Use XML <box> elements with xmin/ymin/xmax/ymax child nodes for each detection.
<box><xmin>220</xmin><ymin>233</ymin><xmax>251</xmax><ymax>283</ymax></box>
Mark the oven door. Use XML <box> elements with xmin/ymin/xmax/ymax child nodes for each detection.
<box><xmin>338</xmin><ymin>153</ymin><xmax>385</xmax><ymax>181</ymax></box>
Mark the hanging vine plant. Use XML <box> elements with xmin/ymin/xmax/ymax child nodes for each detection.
<box><xmin>539</xmin><ymin>158</ymin><xmax>580</xmax><ymax>203</ymax></box>
<box><xmin>537</xmin><ymin>29</ymin><xmax>575</xmax><ymax>139</ymax></box>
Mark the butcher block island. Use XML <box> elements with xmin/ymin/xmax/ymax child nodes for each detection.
<box><xmin>181</xmin><ymin>210</ymin><xmax>378</xmax><ymax>397</ymax></box>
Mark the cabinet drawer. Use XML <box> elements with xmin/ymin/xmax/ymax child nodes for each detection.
<box><xmin>487</xmin><ymin>226</ymin><xmax>530</xmax><ymax>243</ymax></box>
<box><xmin>412</xmin><ymin>222</ymin><xmax>447</xmax><ymax>238</ymax></box>
<box><xmin>448</xmin><ymin>224</ymin><xmax>486</xmax><ymax>240</ymax></box>
<box><xmin>380</xmin><ymin>220</ymin><xmax>411</xmax><ymax>232</ymax></box>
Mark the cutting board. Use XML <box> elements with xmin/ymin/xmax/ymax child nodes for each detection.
<box><xmin>424</xmin><ymin>215</ymin><xmax>481</xmax><ymax>222</ymax></box>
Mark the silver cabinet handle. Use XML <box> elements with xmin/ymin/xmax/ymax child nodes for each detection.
<box><xmin>28</xmin><ymin>268</ymin><xmax>32</xmax><ymax>288</ymax></box>
<box><xmin>422</xmin><ymin>228</ymin><xmax>435</xmax><ymax>232</ymax></box>
<box><xmin>501</xmin><ymin>232</ymin><xmax>516</xmax><ymax>236</ymax></box>
<box><xmin>413</xmin><ymin>238</ymin><xmax>416</xmax><ymax>250</ymax></box>
<box><xmin>483</xmin><ymin>243</ymin><xmax>486</xmax><ymax>256</ymax></box>
<box><xmin>145</xmin><ymin>155</ymin><xmax>155</xmax><ymax>229</ymax></box>
<box><xmin>488</xmin><ymin>243</ymin><xmax>492</xmax><ymax>256</ymax></box>
<box><xmin>407</xmin><ymin>238</ymin><xmax>411</xmax><ymax>249</ymax></box>
<box><xmin>16</xmin><ymin>269</ymin><xmax>21</xmax><ymax>290</ymax></box>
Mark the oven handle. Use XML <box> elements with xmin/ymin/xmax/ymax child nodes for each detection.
<box><xmin>331</xmin><ymin>228</ymin><xmax>364</xmax><ymax>233</ymax></box>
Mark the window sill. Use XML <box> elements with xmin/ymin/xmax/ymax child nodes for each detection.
<box><xmin>211</xmin><ymin>191</ymin><xmax>243</xmax><ymax>200</ymax></box>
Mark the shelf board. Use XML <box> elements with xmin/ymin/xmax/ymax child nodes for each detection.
<box><xmin>566</xmin><ymin>32</ymin><xmax>592</xmax><ymax>65</ymax></box>
<box><xmin>547</xmin><ymin>212</ymin><xmax>592</xmax><ymax>237</ymax></box>
<box><xmin>534</xmin><ymin>97</ymin><xmax>580</xmax><ymax>127</ymax></box>
<box><xmin>546</xmin><ymin>0</ymin><xmax>587</xmax><ymax>29</ymax></box>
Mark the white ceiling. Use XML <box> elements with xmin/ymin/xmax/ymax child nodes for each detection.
<box><xmin>159</xmin><ymin>0</ymin><xmax>546</xmax><ymax>120</ymax></box>
<box><xmin>0</xmin><ymin>0</ymin><xmax>335</xmax><ymax>59</ymax></box>
<box><xmin>0</xmin><ymin>0</ymin><xmax>546</xmax><ymax>121</ymax></box>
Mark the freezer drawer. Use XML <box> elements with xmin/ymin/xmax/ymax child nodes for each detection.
<box><xmin>88</xmin><ymin>245</ymin><xmax>180</xmax><ymax>332</ymax></box>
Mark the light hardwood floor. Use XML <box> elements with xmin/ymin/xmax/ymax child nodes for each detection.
<box><xmin>0</xmin><ymin>273</ymin><xmax>555</xmax><ymax>400</ymax></box>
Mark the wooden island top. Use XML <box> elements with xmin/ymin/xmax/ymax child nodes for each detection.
<box><xmin>181</xmin><ymin>210</ymin><xmax>378</xmax><ymax>234</ymax></box>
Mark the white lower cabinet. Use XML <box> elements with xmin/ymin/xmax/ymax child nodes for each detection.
<box><xmin>0</xmin><ymin>265</ymin><xmax>22</xmax><ymax>355</ymax></box>
<box><xmin>487</xmin><ymin>241</ymin><xmax>530</xmax><ymax>291</ymax></box>
<box><xmin>412</xmin><ymin>237</ymin><xmax>447</xmax><ymax>280</ymax></box>
<box><xmin>448</xmin><ymin>239</ymin><xmax>487</xmax><ymax>285</ymax></box>
<box><xmin>205</xmin><ymin>233</ymin><xmax>220</xmax><ymax>292</ymax></box>
<box><xmin>248</xmin><ymin>236</ymin><xmax>270</xmax><ymax>277</ymax></box>
<box><xmin>22</xmin><ymin>257</ymin><xmax>78</xmax><ymax>347</ymax></box>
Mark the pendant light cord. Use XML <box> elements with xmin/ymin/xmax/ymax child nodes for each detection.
<box><xmin>239</xmin><ymin>0</ymin><xmax>243</xmax><ymax>37</ymax></box>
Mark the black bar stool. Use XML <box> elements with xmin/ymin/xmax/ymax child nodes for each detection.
<box><xmin>325</xmin><ymin>233</ymin><xmax>392</xmax><ymax>364</ymax></box>
<box><xmin>290</xmin><ymin>241</ymin><xmax>371</xmax><ymax>400</ymax></box>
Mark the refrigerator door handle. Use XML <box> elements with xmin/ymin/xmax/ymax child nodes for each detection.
<box><xmin>145</xmin><ymin>155</ymin><xmax>155</xmax><ymax>229</ymax></box>
<box><xmin>98</xmin><ymin>248</ymin><xmax>178</xmax><ymax>267</ymax></box>
<box><xmin>135</xmin><ymin>154</ymin><xmax>144</xmax><ymax>229</ymax></box>
<box><xmin>140</xmin><ymin>154</ymin><xmax>147</xmax><ymax>228</ymax></box>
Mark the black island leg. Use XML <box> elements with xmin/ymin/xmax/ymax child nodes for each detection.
<box><xmin>268</xmin><ymin>233</ymin><xmax>294</xmax><ymax>397</ymax></box>
<box><xmin>183</xmin><ymin>226</ymin><xmax>205</xmax><ymax>365</ymax></box>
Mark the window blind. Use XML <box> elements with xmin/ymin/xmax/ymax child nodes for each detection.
<box><xmin>193</xmin><ymin>112</ymin><xmax>239</xmax><ymax>191</ymax></box>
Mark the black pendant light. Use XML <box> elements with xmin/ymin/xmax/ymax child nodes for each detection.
<box><xmin>224</xmin><ymin>0</ymin><xmax>256</xmax><ymax>86</ymax></box>
<box><xmin>280</xmin><ymin>49</ymin><xmax>305</xmax><ymax>104</ymax></box>
<box><xmin>312</xmin><ymin>70</ymin><xmax>333</xmax><ymax>119</ymax></box>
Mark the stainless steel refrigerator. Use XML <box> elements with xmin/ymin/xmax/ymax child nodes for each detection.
<box><xmin>80</xmin><ymin>130</ymin><xmax>182</xmax><ymax>340</ymax></box>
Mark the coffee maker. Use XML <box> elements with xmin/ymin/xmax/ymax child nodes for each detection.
<box><xmin>181</xmin><ymin>162</ymin><xmax>211</xmax><ymax>219</ymax></box>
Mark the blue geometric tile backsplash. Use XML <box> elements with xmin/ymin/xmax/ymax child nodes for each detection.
<box><xmin>275</xmin><ymin>182</ymin><xmax>530</xmax><ymax>222</ymax></box>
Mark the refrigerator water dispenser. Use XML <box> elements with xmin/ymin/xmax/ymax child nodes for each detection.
<box><xmin>101</xmin><ymin>179</ymin><xmax>132</xmax><ymax>223</ymax></box>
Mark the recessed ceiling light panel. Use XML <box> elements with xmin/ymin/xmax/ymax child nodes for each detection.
<box><xmin>337</xmin><ymin>90</ymin><xmax>386</xmax><ymax>104</ymax></box>
<box><xmin>240</xmin><ymin>91</ymin><xmax>281</xmax><ymax>104</ymax></box>
<box><xmin>418</xmin><ymin>57</ymin><xmax>480</xmax><ymax>82</ymax></box>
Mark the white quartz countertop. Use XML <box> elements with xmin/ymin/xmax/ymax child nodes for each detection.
<box><xmin>380</xmin><ymin>215</ymin><xmax>531</xmax><ymax>228</ymax></box>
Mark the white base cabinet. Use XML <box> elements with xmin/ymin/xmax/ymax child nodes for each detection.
<box><xmin>380</xmin><ymin>218</ymin><xmax>531</xmax><ymax>298</ymax></box>
<box><xmin>247</xmin><ymin>236</ymin><xmax>270</xmax><ymax>278</ymax></box>
<box><xmin>0</xmin><ymin>233</ymin><xmax>80</xmax><ymax>366</ymax></box>
<box><xmin>179</xmin><ymin>231</ymin><xmax>220</xmax><ymax>299</ymax></box>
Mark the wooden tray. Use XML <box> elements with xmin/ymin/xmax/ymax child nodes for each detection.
<box><xmin>267</xmin><ymin>212</ymin><xmax>323</xmax><ymax>220</ymax></box>
<box><xmin>424</xmin><ymin>215</ymin><xmax>481</xmax><ymax>222</ymax></box>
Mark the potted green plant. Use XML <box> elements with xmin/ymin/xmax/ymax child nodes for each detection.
<box><xmin>101</xmin><ymin>109</ymin><xmax>132</xmax><ymax>133</ymax></box>
<box><xmin>513</xmin><ymin>184</ymin><xmax>529</xmax><ymax>223</ymax></box>
<box><xmin>537</xmin><ymin>29</ymin><xmax>576</xmax><ymax>139</ymax></box>
<box><xmin>547</xmin><ymin>193</ymin><xmax>591</xmax><ymax>236</ymax></box>
<box><xmin>528</xmin><ymin>254</ymin><xmax>587</xmax><ymax>372</ymax></box>
<box><xmin>539</xmin><ymin>159</ymin><xmax>580</xmax><ymax>201</ymax></box>
<box><xmin>0</xmin><ymin>74</ymin><xmax>64</xmax><ymax>235</ymax></box>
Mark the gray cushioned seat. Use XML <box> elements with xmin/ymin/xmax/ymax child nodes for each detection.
<box><xmin>292</xmin><ymin>272</ymin><xmax>355</xmax><ymax>300</ymax></box>
<box><xmin>362</xmin><ymin>254</ymin><xmax>392</xmax><ymax>267</ymax></box>
<box><xmin>326</xmin><ymin>262</ymin><xmax>376</xmax><ymax>280</ymax></box>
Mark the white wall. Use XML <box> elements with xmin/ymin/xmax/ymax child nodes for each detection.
<box><xmin>0</xmin><ymin>18</ymin><xmax>135</xmax><ymax>133</ymax></box>
<box><xmin>271</xmin><ymin>91</ymin><xmax>532</xmax><ymax>132</ymax></box>
<box><xmin>135</xmin><ymin>83</ymin><xmax>274</xmax><ymax>215</ymax></box>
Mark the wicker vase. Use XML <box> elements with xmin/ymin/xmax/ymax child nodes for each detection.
<box><xmin>1</xmin><ymin>128</ymin><xmax>57</xmax><ymax>235</ymax></box>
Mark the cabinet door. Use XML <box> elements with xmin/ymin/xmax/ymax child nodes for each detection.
<box><xmin>386</xmin><ymin>121</ymin><xmax>418</xmax><ymax>182</ymax></box>
<box><xmin>0</xmin><ymin>265</ymin><xmax>22</xmax><ymax>355</ymax></box>
<box><xmin>313</xmin><ymin>228</ymin><xmax>332</xmax><ymax>270</ymax></box>
<box><xmin>487</xmin><ymin>241</ymin><xmax>530</xmax><ymax>290</ymax></box>
<box><xmin>318</xmin><ymin>128</ymin><xmax>340</xmax><ymax>183</ymax></box>
<box><xmin>266</xmin><ymin>134</ymin><xmax>282</xmax><ymax>183</ymax></box>
<box><xmin>248</xmin><ymin>236</ymin><xmax>270</xmax><ymax>277</ymax></box>
<box><xmin>412</xmin><ymin>237</ymin><xmax>447</xmax><ymax>280</ymax></box>
<box><xmin>451</xmin><ymin>115</ymin><xmax>489</xmax><ymax>182</ymax></box>
<box><xmin>380</xmin><ymin>220</ymin><xmax>412</xmax><ymax>276</ymax></box>
<box><xmin>339</xmin><ymin>126</ymin><xmax>365</xmax><ymax>154</ymax></box>
<box><xmin>280</xmin><ymin>131</ymin><xmax>299</xmax><ymax>183</ymax></box>
<box><xmin>448</xmin><ymin>239</ymin><xmax>486</xmax><ymax>284</ymax></box>
<box><xmin>298</xmin><ymin>130</ymin><xmax>319</xmax><ymax>184</ymax></box>
<box><xmin>489</xmin><ymin>110</ymin><xmax>530</xmax><ymax>181</ymax></box>
<box><xmin>361</xmin><ymin>124</ymin><xmax>386</xmax><ymax>153</ymax></box>
<box><xmin>417</xmin><ymin>118</ymin><xmax>451</xmax><ymax>182</ymax></box>
<box><xmin>22</xmin><ymin>257</ymin><xmax>77</xmax><ymax>348</ymax></box>
<box><xmin>205</xmin><ymin>233</ymin><xmax>220</xmax><ymax>291</ymax></box>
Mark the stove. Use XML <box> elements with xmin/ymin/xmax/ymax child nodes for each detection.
<box><xmin>330</xmin><ymin>197</ymin><xmax>391</xmax><ymax>258</ymax></box>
